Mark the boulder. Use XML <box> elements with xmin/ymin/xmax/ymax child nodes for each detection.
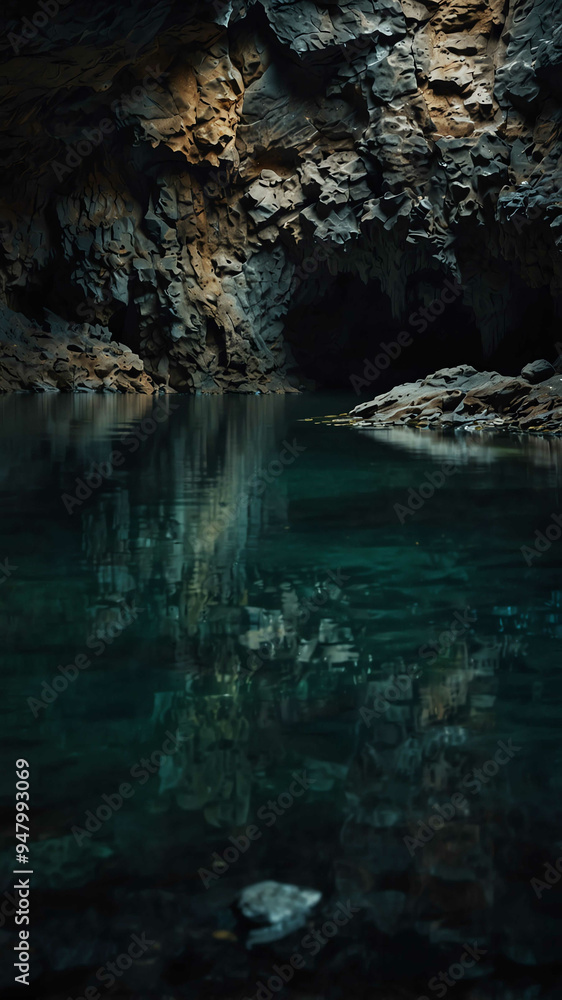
<box><xmin>521</xmin><ymin>360</ymin><xmax>556</xmax><ymax>384</ymax></box>
<box><xmin>239</xmin><ymin>880</ymin><xmax>321</xmax><ymax>948</ymax></box>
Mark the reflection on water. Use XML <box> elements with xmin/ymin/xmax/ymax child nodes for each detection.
<box><xmin>1</xmin><ymin>394</ymin><xmax>562</xmax><ymax>998</ymax></box>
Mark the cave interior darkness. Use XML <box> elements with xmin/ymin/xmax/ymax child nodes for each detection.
<box><xmin>25</xmin><ymin>238</ymin><xmax>562</xmax><ymax>395</ymax></box>
<box><xmin>284</xmin><ymin>267</ymin><xmax>562</xmax><ymax>393</ymax></box>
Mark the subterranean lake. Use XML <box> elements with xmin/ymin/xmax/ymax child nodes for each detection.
<box><xmin>2</xmin><ymin>392</ymin><xmax>562</xmax><ymax>1000</ymax></box>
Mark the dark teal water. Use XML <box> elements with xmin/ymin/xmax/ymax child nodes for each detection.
<box><xmin>1</xmin><ymin>393</ymin><xmax>562</xmax><ymax>999</ymax></box>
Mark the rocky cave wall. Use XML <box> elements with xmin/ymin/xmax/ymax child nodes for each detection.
<box><xmin>1</xmin><ymin>0</ymin><xmax>562</xmax><ymax>392</ymax></box>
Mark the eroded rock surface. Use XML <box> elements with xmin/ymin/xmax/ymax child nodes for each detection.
<box><xmin>2</xmin><ymin>0</ymin><xmax>562</xmax><ymax>391</ymax></box>
<box><xmin>347</xmin><ymin>361</ymin><xmax>562</xmax><ymax>431</ymax></box>
<box><xmin>0</xmin><ymin>305</ymin><xmax>158</xmax><ymax>393</ymax></box>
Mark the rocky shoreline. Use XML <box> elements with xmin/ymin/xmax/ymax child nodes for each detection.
<box><xmin>344</xmin><ymin>362</ymin><xmax>562</xmax><ymax>435</ymax></box>
<box><xmin>0</xmin><ymin>307</ymin><xmax>159</xmax><ymax>393</ymax></box>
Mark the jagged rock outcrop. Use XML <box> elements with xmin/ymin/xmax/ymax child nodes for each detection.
<box><xmin>346</xmin><ymin>361</ymin><xmax>562</xmax><ymax>431</ymax></box>
<box><xmin>0</xmin><ymin>303</ymin><xmax>158</xmax><ymax>392</ymax></box>
<box><xmin>2</xmin><ymin>0</ymin><xmax>562</xmax><ymax>391</ymax></box>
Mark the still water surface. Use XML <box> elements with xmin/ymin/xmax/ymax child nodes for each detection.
<box><xmin>1</xmin><ymin>393</ymin><xmax>562</xmax><ymax>998</ymax></box>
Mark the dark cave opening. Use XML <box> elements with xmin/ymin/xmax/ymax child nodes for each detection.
<box><xmin>284</xmin><ymin>270</ymin><xmax>562</xmax><ymax>393</ymax></box>
<box><xmin>107</xmin><ymin>294</ymin><xmax>141</xmax><ymax>353</ymax></box>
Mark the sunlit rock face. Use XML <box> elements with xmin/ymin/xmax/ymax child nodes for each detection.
<box><xmin>2</xmin><ymin>0</ymin><xmax>562</xmax><ymax>391</ymax></box>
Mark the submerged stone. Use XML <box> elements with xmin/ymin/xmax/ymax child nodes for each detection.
<box><xmin>239</xmin><ymin>880</ymin><xmax>322</xmax><ymax>947</ymax></box>
<box><xmin>239</xmin><ymin>880</ymin><xmax>322</xmax><ymax>925</ymax></box>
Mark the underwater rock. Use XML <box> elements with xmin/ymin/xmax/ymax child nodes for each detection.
<box><xmin>239</xmin><ymin>879</ymin><xmax>321</xmax><ymax>947</ymax></box>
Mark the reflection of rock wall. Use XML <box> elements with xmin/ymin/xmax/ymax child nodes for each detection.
<box><xmin>337</xmin><ymin>627</ymin><xmax>562</xmax><ymax>975</ymax></box>
<box><xmin>76</xmin><ymin>395</ymin><xmax>293</xmax><ymax>635</ymax></box>
<box><xmin>0</xmin><ymin>392</ymin><xmax>293</xmax><ymax>703</ymax></box>
<box><xmin>158</xmin><ymin>695</ymin><xmax>253</xmax><ymax>828</ymax></box>
<box><xmin>5</xmin><ymin>397</ymin><xmax>562</xmax><ymax>994</ymax></box>
<box><xmin>2</xmin><ymin>1</ymin><xmax>562</xmax><ymax>390</ymax></box>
